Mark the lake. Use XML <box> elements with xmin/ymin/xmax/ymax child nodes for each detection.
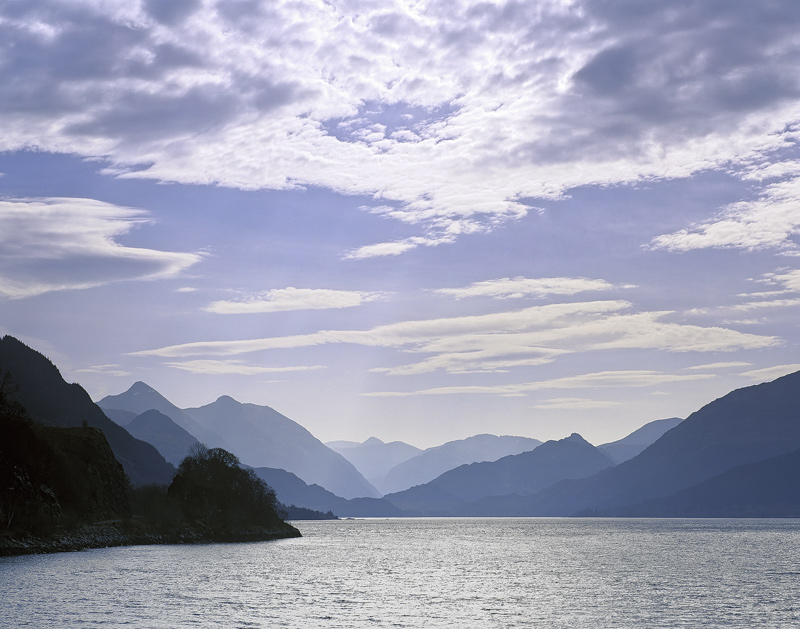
<box><xmin>2</xmin><ymin>518</ymin><xmax>800</xmax><ymax>627</ymax></box>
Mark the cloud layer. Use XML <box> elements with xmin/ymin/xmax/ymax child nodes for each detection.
<box><xmin>2</xmin><ymin>0</ymin><xmax>800</xmax><ymax>255</ymax></box>
<box><xmin>136</xmin><ymin>296</ymin><xmax>777</xmax><ymax>381</ymax></box>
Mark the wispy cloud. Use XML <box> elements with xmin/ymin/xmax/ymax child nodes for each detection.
<box><xmin>685</xmin><ymin>362</ymin><xmax>751</xmax><ymax>371</ymax></box>
<box><xmin>74</xmin><ymin>364</ymin><xmax>131</xmax><ymax>377</ymax></box>
<box><xmin>0</xmin><ymin>197</ymin><xmax>201</xmax><ymax>299</ymax></box>
<box><xmin>532</xmin><ymin>397</ymin><xmax>624</xmax><ymax>410</ymax></box>
<box><xmin>740</xmin><ymin>364</ymin><xmax>800</xmax><ymax>382</ymax></box>
<box><xmin>434</xmin><ymin>276</ymin><xmax>620</xmax><ymax>299</ymax></box>
<box><xmin>135</xmin><ymin>299</ymin><xmax>776</xmax><ymax>376</ymax></box>
<box><xmin>165</xmin><ymin>359</ymin><xmax>326</xmax><ymax>375</ymax></box>
<box><xmin>732</xmin><ymin>297</ymin><xmax>800</xmax><ymax>311</ymax></box>
<box><xmin>364</xmin><ymin>370</ymin><xmax>716</xmax><ymax>397</ymax></box>
<box><xmin>205</xmin><ymin>287</ymin><xmax>384</xmax><ymax>314</ymax></box>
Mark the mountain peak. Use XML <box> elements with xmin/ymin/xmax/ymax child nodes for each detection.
<box><xmin>214</xmin><ymin>394</ymin><xmax>240</xmax><ymax>406</ymax></box>
<box><xmin>363</xmin><ymin>436</ymin><xmax>385</xmax><ymax>446</ymax></box>
<box><xmin>129</xmin><ymin>381</ymin><xmax>157</xmax><ymax>395</ymax></box>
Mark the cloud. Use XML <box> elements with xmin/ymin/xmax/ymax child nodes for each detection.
<box><xmin>740</xmin><ymin>364</ymin><xmax>800</xmax><ymax>382</ymax></box>
<box><xmin>205</xmin><ymin>287</ymin><xmax>384</xmax><ymax>314</ymax></box>
<box><xmin>685</xmin><ymin>362</ymin><xmax>751</xmax><ymax>371</ymax></box>
<box><xmin>532</xmin><ymin>397</ymin><xmax>624</xmax><ymax>410</ymax></box>
<box><xmin>759</xmin><ymin>268</ymin><xmax>800</xmax><ymax>292</ymax></box>
<box><xmin>134</xmin><ymin>298</ymin><xmax>776</xmax><ymax>376</ymax></box>
<box><xmin>651</xmin><ymin>176</ymin><xmax>800</xmax><ymax>253</ymax></box>
<box><xmin>732</xmin><ymin>297</ymin><xmax>800</xmax><ymax>312</ymax></box>
<box><xmin>364</xmin><ymin>370</ymin><xmax>716</xmax><ymax>397</ymax></box>
<box><xmin>0</xmin><ymin>197</ymin><xmax>202</xmax><ymax>299</ymax></box>
<box><xmin>724</xmin><ymin>267</ymin><xmax>800</xmax><ymax>310</ymax></box>
<box><xmin>74</xmin><ymin>364</ymin><xmax>131</xmax><ymax>377</ymax></box>
<box><xmin>2</xmin><ymin>1</ymin><xmax>800</xmax><ymax>253</ymax></box>
<box><xmin>164</xmin><ymin>359</ymin><xmax>326</xmax><ymax>375</ymax></box>
<box><xmin>434</xmin><ymin>276</ymin><xmax>618</xmax><ymax>299</ymax></box>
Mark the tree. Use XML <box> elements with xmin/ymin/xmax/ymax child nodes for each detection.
<box><xmin>168</xmin><ymin>444</ymin><xmax>281</xmax><ymax>531</ymax></box>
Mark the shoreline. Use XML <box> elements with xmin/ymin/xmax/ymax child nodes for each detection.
<box><xmin>0</xmin><ymin>519</ymin><xmax>301</xmax><ymax>557</ymax></box>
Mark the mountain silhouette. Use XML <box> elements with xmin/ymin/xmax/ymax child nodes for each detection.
<box><xmin>376</xmin><ymin>434</ymin><xmax>543</xmax><ymax>495</ymax></box>
<box><xmin>0</xmin><ymin>336</ymin><xmax>173</xmax><ymax>486</ymax></box>
<box><xmin>326</xmin><ymin>437</ymin><xmax>422</xmax><ymax>486</ymax></box>
<box><xmin>253</xmin><ymin>467</ymin><xmax>404</xmax><ymax>517</ymax></box>
<box><xmin>610</xmin><ymin>447</ymin><xmax>800</xmax><ymax>517</ymax></box>
<box><xmin>124</xmin><ymin>409</ymin><xmax>199</xmax><ymax>466</ymax></box>
<box><xmin>599</xmin><ymin>417</ymin><xmax>683</xmax><ymax>463</ymax></box>
<box><xmin>184</xmin><ymin>395</ymin><xmax>380</xmax><ymax>499</ymax></box>
<box><xmin>99</xmin><ymin>382</ymin><xmax>230</xmax><ymax>450</ymax></box>
<box><xmin>519</xmin><ymin>370</ymin><xmax>800</xmax><ymax>515</ymax></box>
<box><xmin>384</xmin><ymin>433</ymin><xmax>614</xmax><ymax>516</ymax></box>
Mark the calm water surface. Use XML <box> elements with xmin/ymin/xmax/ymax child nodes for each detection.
<box><xmin>2</xmin><ymin>518</ymin><xmax>800</xmax><ymax>628</ymax></box>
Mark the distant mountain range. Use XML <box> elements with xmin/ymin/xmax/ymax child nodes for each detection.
<box><xmin>6</xmin><ymin>333</ymin><xmax>799</xmax><ymax>520</ymax></box>
<box><xmin>598</xmin><ymin>417</ymin><xmax>683</xmax><ymax>463</ymax></box>
<box><xmin>252</xmin><ymin>467</ymin><xmax>404</xmax><ymax>517</ymax></box>
<box><xmin>100</xmin><ymin>383</ymin><xmax>380</xmax><ymax>499</ymax></box>
<box><xmin>370</xmin><ymin>434</ymin><xmax>544</xmax><ymax>494</ymax></box>
<box><xmin>383</xmin><ymin>434</ymin><xmax>615</xmax><ymax>516</ymax></box>
<box><xmin>504</xmin><ymin>370</ymin><xmax>800</xmax><ymax>516</ymax></box>
<box><xmin>326</xmin><ymin>437</ymin><xmax>422</xmax><ymax>486</ymax></box>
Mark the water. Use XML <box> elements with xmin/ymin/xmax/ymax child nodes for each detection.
<box><xmin>2</xmin><ymin>518</ymin><xmax>800</xmax><ymax>628</ymax></box>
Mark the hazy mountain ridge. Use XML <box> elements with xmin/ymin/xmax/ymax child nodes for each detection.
<box><xmin>99</xmin><ymin>382</ymin><xmax>230</xmax><ymax>452</ymax></box>
<box><xmin>599</xmin><ymin>417</ymin><xmax>683</xmax><ymax>464</ymax></box>
<box><xmin>102</xmin><ymin>384</ymin><xmax>380</xmax><ymax>499</ymax></box>
<box><xmin>185</xmin><ymin>396</ymin><xmax>380</xmax><ymax>499</ymax></box>
<box><xmin>383</xmin><ymin>433</ymin><xmax>615</xmax><ymax>516</ymax></box>
<box><xmin>253</xmin><ymin>467</ymin><xmax>405</xmax><ymax>517</ymax></box>
<box><xmin>124</xmin><ymin>409</ymin><xmax>200</xmax><ymax>466</ymax></box>
<box><xmin>326</xmin><ymin>437</ymin><xmax>422</xmax><ymax>485</ymax></box>
<box><xmin>375</xmin><ymin>434</ymin><xmax>544</xmax><ymax>495</ymax></box>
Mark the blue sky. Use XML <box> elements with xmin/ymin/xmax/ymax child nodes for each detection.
<box><xmin>1</xmin><ymin>0</ymin><xmax>800</xmax><ymax>447</ymax></box>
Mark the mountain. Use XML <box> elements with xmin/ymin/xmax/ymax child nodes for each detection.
<box><xmin>612</xmin><ymin>447</ymin><xmax>800</xmax><ymax>517</ymax></box>
<box><xmin>325</xmin><ymin>437</ymin><xmax>422</xmax><ymax>486</ymax></box>
<box><xmin>1</xmin><ymin>401</ymin><xmax>130</xmax><ymax>533</ymax></box>
<box><xmin>383</xmin><ymin>433</ymin><xmax>614</xmax><ymax>516</ymax></box>
<box><xmin>99</xmin><ymin>381</ymin><xmax>229</xmax><ymax>450</ymax></box>
<box><xmin>103</xmin><ymin>408</ymin><xmax>138</xmax><ymax>426</ymax></box>
<box><xmin>183</xmin><ymin>396</ymin><xmax>380</xmax><ymax>499</ymax></box>
<box><xmin>0</xmin><ymin>336</ymin><xmax>174</xmax><ymax>486</ymax></box>
<box><xmin>519</xmin><ymin>370</ymin><xmax>800</xmax><ymax>516</ymax></box>
<box><xmin>101</xmin><ymin>382</ymin><xmax>379</xmax><ymax>499</ymax></box>
<box><xmin>124</xmin><ymin>409</ymin><xmax>199</xmax><ymax>466</ymax></box>
<box><xmin>599</xmin><ymin>417</ymin><xmax>683</xmax><ymax>463</ymax></box>
<box><xmin>252</xmin><ymin>467</ymin><xmax>405</xmax><ymax>517</ymax></box>
<box><xmin>376</xmin><ymin>434</ymin><xmax>543</xmax><ymax>494</ymax></box>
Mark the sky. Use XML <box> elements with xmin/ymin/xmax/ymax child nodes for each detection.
<box><xmin>1</xmin><ymin>0</ymin><xmax>800</xmax><ymax>448</ymax></box>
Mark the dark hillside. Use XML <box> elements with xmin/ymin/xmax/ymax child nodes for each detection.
<box><xmin>0</xmin><ymin>336</ymin><xmax>174</xmax><ymax>486</ymax></box>
<box><xmin>1</xmin><ymin>385</ymin><xmax>129</xmax><ymax>535</ymax></box>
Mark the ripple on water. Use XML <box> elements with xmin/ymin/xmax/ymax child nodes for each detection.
<box><xmin>1</xmin><ymin>518</ymin><xmax>800</xmax><ymax>628</ymax></box>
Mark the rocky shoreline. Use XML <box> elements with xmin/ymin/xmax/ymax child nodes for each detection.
<box><xmin>0</xmin><ymin>519</ymin><xmax>301</xmax><ymax>557</ymax></box>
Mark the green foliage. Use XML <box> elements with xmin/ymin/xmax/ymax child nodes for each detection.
<box><xmin>168</xmin><ymin>444</ymin><xmax>281</xmax><ymax>531</ymax></box>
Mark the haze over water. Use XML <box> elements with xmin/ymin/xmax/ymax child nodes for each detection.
<box><xmin>3</xmin><ymin>518</ymin><xmax>800</xmax><ymax>628</ymax></box>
